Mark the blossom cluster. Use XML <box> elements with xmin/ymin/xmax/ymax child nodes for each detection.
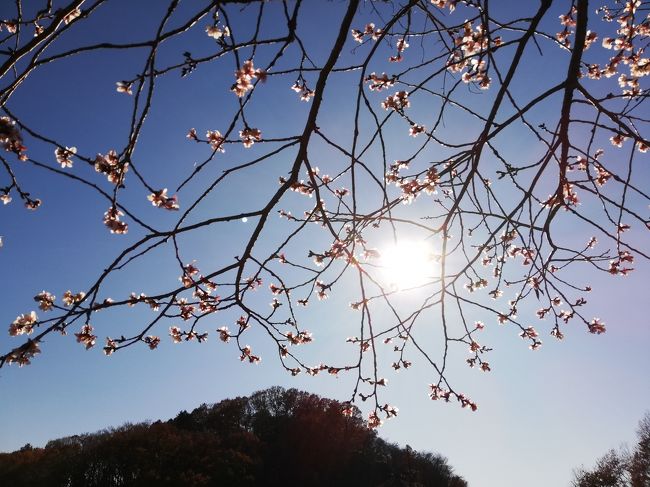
<box><xmin>447</xmin><ymin>21</ymin><xmax>497</xmax><ymax>89</ymax></box>
<box><xmin>381</xmin><ymin>91</ymin><xmax>410</xmax><ymax>112</ymax></box>
<box><xmin>103</xmin><ymin>206</ymin><xmax>128</xmax><ymax>234</ymax></box>
<box><xmin>542</xmin><ymin>182</ymin><xmax>580</xmax><ymax>209</ymax></box>
<box><xmin>430</xmin><ymin>0</ymin><xmax>458</xmax><ymax>11</ymax></box>
<box><xmin>429</xmin><ymin>384</ymin><xmax>477</xmax><ymax>411</ymax></box>
<box><xmin>0</xmin><ymin>117</ymin><xmax>27</xmax><ymax>159</ymax></box>
<box><xmin>5</xmin><ymin>340</ymin><xmax>40</xmax><ymax>367</ymax></box>
<box><xmin>55</xmin><ymin>146</ymin><xmax>76</xmax><ymax>168</ymax></box>
<box><xmin>389</xmin><ymin>37</ymin><xmax>409</xmax><ymax>63</ymax></box>
<box><xmin>74</xmin><ymin>324</ymin><xmax>97</xmax><ymax>350</ymax></box>
<box><xmin>94</xmin><ymin>150</ymin><xmax>127</xmax><ymax>185</ymax></box>
<box><xmin>364</xmin><ymin>72</ymin><xmax>395</xmax><ymax>91</ymax></box>
<box><xmin>351</xmin><ymin>23</ymin><xmax>382</xmax><ymax>43</ymax></box>
<box><xmin>231</xmin><ymin>59</ymin><xmax>266</xmax><ymax>97</ymax></box>
<box><xmin>385</xmin><ymin>161</ymin><xmax>440</xmax><ymax>204</ymax></box>
<box><xmin>291</xmin><ymin>80</ymin><xmax>315</xmax><ymax>101</ymax></box>
<box><xmin>9</xmin><ymin>312</ymin><xmax>38</xmax><ymax>336</ymax></box>
<box><xmin>205</xmin><ymin>23</ymin><xmax>230</xmax><ymax>40</ymax></box>
<box><xmin>285</xmin><ymin>330</ymin><xmax>313</xmax><ymax>346</ymax></box>
<box><xmin>148</xmin><ymin>188</ymin><xmax>179</xmax><ymax>210</ymax></box>
<box><xmin>596</xmin><ymin>1</ymin><xmax>649</xmax><ymax>95</ymax></box>
<box><xmin>240</xmin><ymin>345</ymin><xmax>261</xmax><ymax>364</ymax></box>
<box><xmin>34</xmin><ymin>291</ymin><xmax>55</xmax><ymax>311</ymax></box>
<box><xmin>239</xmin><ymin>127</ymin><xmax>262</xmax><ymax>148</ymax></box>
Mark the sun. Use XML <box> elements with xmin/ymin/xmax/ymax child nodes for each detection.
<box><xmin>379</xmin><ymin>240</ymin><xmax>437</xmax><ymax>290</ymax></box>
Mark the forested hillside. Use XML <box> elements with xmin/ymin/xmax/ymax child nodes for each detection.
<box><xmin>0</xmin><ymin>387</ymin><xmax>466</xmax><ymax>486</ymax></box>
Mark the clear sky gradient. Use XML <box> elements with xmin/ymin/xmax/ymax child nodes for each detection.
<box><xmin>0</xmin><ymin>2</ymin><xmax>648</xmax><ymax>487</ymax></box>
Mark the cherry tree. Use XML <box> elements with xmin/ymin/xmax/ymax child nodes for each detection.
<box><xmin>1</xmin><ymin>0</ymin><xmax>648</xmax><ymax>427</ymax></box>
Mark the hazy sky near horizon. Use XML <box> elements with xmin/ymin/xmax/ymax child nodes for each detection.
<box><xmin>0</xmin><ymin>1</ymin><xmax>649</xmax><ymax>486</ymax></box>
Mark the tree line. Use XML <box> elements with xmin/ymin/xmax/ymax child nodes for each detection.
<box><xmin>572</xmin><ymin>411</ymin><xmax>650</xmax><ymax>487</ymax></box>
<box><xmin>0</xmin><ymin>387</ymin><xmax>467</xmax><ymax>487</ymax></box>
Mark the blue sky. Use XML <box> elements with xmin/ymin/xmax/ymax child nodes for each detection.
<box><xmin>0</xmin><ymin>1</ymin><xmax>649</xmax><ymax>486</ymax></box>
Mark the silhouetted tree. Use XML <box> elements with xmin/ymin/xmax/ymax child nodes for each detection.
<box><xmin>1</xmin><ymin>0</ymin><xmax>648</xmax><ymax>424</ymax></box>
<box><xmin>630</xmin><ymin>413</ymin><xmax>650</xmax><ymax>487</ymax></box>
<box><xmin>572</xmin><ymin>411</ymin><xmax>650</xmax><ymax>487</ymax></box>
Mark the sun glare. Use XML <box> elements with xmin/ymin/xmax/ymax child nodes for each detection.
<box><xmin>380</xmin><ymin>240</ymin><xmax>437</xmax><ymax>290</ymax></box>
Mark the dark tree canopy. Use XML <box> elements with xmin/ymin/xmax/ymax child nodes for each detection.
<box><xmin>572</xmin><ymin>411</ymin><xmax>650</xmax><ymax>487</ymax></box>
<box><xmin>0</xmin><ymin>387</ymin><xmax>467</xmax><ymax>487</ymax></box>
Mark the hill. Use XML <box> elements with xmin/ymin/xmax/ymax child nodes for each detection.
<box><xmin>0</xmin><ymin>387</ymin><xmax>466</xmax><ymax>486</ymax></box>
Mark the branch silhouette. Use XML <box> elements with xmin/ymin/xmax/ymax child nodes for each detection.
<box><xmin>0</xmin><ymin>0</ymin><xmax>648</xmax><ymax>426</ymax></box>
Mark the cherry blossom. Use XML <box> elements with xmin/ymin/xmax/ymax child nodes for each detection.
<box><xmin>55</xmin><ymin>146</ymin><xmax>76</xmax><ymax>168</ymax></box>
<box><xmin>0</xmin><ymin>0</ymin><xmax>647</xmax><ymax>429</ymax></box>
<box><xmin>74</xmin><ymin>324</ymin><xmax>97</xmax><ymax>350</ymax></box>
<box><xmin>239</xmin><ymin>127</ymin><xmax>261</xmax><ymax>148</ymax></box>
<box><xmin>62</xmin><ymin>290</ymin><xmax>85</xmax><ymax>307</ymax></box>
<box><xmin>34</xmin><ymin>291</ymin><xmax>55</xmax><ymax>311</ymax></box>
<box><xmin>148</xmin><ymin>189</ymin><xmax>179</xmax><ymax>210</ymax></box>
<box><xmin>116</xmin><ymin>81</ymin><xmax>133</xmax><ymax>95</ymax></box>
<box><xmin>381</xmin><ymin>91</ymin><xmax>409</xmax><ymax>111</ymax></box>
<box><xmin>103</xmin><ymin>206</ymin><xmax>128</xmax><ymax>234</ymax></box>
<box><xmin>588</xmin><ymin>318</ymin><xmax>606</xmax><ymax>335</ymax></box>
<box><xmin>205</xmin><ymin>24</ymin><xmax>229</xmax><ymax>40</ymax></box>
<box><xmin>231</xmin><ymin>60</ymin><xmax>265</xmax><ymax>97</ymax></box>
<box><xmin>95</xmin><ymin>150</ymin><xmax>127</xmax><ymax>185</ymax></box>
<box><xmin>9</xmin><ymin>312</ymin><xmax>38</xmax><ymax>336</ymax></box>
<box><xmin>206</xmin><ymin>130</ymin><xmax>225</xmax><ymax>152</ymax></box>
<box><xmin>5</xmin><ymin>339</ymin><xmax>40</xmax><ymax>367</ymax></box>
